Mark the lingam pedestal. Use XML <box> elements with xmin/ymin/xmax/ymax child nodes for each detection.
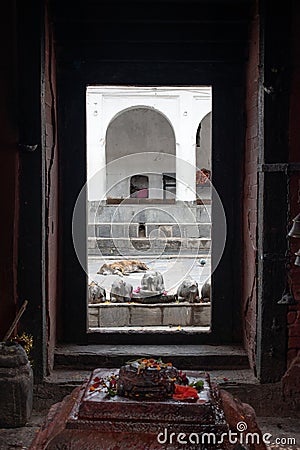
<box><xmin>31</xmin><ymin>369</ymin><xmax>266</xmax><ymax>450</ymax></box>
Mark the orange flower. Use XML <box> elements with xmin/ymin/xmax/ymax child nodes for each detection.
<box><xmin>173</xmin><ymin>384</ymin><xmax>198</xmax><ymax>400</ymax></box>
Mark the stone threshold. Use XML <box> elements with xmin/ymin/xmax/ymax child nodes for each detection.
<box><xmin>88</xmin><ymin>326</ymin><xmax>210</xmax><ymax>333</ymax></box>
<box><xmin>54</xmin><ymin>344</ymin><xmax>249</xmax><ymax>371</ymax></box>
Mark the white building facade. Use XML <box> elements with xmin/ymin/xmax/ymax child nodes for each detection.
<box><xmin>86</xmin><ymin>86</ymin><xmax>212</xmax><ymax>202</ymax></box>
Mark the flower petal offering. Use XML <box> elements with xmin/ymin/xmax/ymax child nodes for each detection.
<box><xmin>117</xmin><ymin>358</ymin><xmax>179</xmax><ymax>400</ymax></box>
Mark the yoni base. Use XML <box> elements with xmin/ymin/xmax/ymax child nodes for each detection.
<box><xmin>30</xmin><ymin>369</ymin><xmax>267</xmax><ymax>450</ymax></box>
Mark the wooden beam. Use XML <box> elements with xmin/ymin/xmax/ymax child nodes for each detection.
<box><xmin>17</xmin><ymin>0</ymin><xmax>47</xmax><ymax>381</ymax></box>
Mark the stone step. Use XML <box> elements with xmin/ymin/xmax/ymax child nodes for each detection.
<box><xmin>54</xmin><ymin>344</ymin><xmax>249</xmax><ymax>371</ymax></box>
<box><xmin>88</xmin><ymin>201</ymin><xmax>211</xmax><ymax>223</ymax></box>
<box><xmin>88</xmin><ymin>237</ymin><xmax>211</xmax><ymax>256</ymax></box>
<box><xmin>88</xmin><ymin>222</ymin><xmax>211</xmax><ymax>239</ymax></box>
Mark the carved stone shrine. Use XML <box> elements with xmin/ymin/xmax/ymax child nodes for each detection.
<box><xmin>30</xmin><ymin>367</ymin><xmax>266</xmax><ymax>450</ymax></box>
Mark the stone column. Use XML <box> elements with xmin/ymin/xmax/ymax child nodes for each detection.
<box><xmin>86</xmin><ymin>92</ymin><xmax>106</xmax><ymax>201</ymax></box>
<box><xmin>176</xmin><ymin>92</ymin><xmax>196</xmax><ymax>201</ymax></box>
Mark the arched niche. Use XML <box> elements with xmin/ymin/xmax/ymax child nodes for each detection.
<box><xmin>105</xmin><ymin>106</ymin><xmax>176</xmax><ymax>200</ymax></box>
<box><xmin>196</xmin><ymin>111</ymin><xmax>212</xmax><ymax>200</ymax></box>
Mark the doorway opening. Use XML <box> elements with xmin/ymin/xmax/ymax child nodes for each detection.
<box><xmin>85</xmin><ymin>85</ymin><xmax>214</xmax><ymax>333</ymax></box>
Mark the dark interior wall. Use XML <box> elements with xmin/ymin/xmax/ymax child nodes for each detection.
<box><xmin>255</xmin><ymin>0</ymin><xmax>293</xmax><ymax>382</ymax></box>
<box><xmin>0</xmin><ymin>1</ymin><xmax>19</xmax><ymax>340</ymax></box>
<box><xmin>287</xmin><ymin>1</ymin><xmax>300</xmax><ymax>367</ymax></box>
<box><xmin>243</xmin><ymin>4</ymin><xmax>259</xmax><ymax>370</ymax></box>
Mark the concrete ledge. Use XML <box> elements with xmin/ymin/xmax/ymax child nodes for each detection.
<box><xmin>88</xmin><ymin>302</ymin><xmax>211</xmax><ymax>327</ymax></box>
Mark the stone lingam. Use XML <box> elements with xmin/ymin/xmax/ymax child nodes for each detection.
<box><xmin>131</xmin><ymin>270</ymin><xmax>172</xmax><ymax>304</ymax></box>
<box><xmin>110</xmin><ymin>279</ymin><xmax>133</xmax><ymax>302</ymax></box>
<box><xmin>30</xmin><ymin>360</ymin><xmax>267</xmax><ymax>450</ymax></box>
<box><xmin>177</xmin><ymin>277</ymin><xmax>200</xmax><ymax>303</ymax></box>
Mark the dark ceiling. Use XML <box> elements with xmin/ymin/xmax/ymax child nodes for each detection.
<box><xmin>50</xmin><ymin>0</ymin><xmax>254</xmax><ymax>64</ymax></box>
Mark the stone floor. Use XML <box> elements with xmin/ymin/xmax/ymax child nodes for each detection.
<box><xmin>1</xmin><ymin>400</ymin><xmax>299</xmax><ymax>449</ymax></box>
<box><xmin>258</xmin><ymin>418</ymin><xmax>300</xmax><ymax>450</ymax></box>
<box><xmin>0</xmin><ymin>412</ymin><xmax>46</xmax><ymax>450</ymax></box>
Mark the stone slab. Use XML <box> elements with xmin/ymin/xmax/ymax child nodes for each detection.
<box><xmin>99</xmin><ymin>305</ymin><xmax>130</xmax><ymax>327</ymax></box>
<box><xmin>54</xmin><ymin>344</ymin><xmax>250</xmax><ymax>371</ymax></box>
<box><xmin>192</xmin><ymin>304</ymin><xmax>211</xmax><ymax>327</ymax></box>
<box><xmin>88</xmin><ymin>312</ymin><xmax>99</xmax><ymax>328</ymax></box>
<box><xmin>162</xmin><ymin>306</ymin><xmax>192</xmax><ymax>326</ymax></box>
<box><xmin>130</xmin><ymin>306</ymin><xmax>162</xmax><ymax>326</ymax></box>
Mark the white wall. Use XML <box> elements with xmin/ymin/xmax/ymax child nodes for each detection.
<box><xmin>86</xmin><ymin>86</ymin><xmax>212</xmax><ymax>201</ymax></box>
<box><xmin>196</xmin><ymin>111</ymin><xmax>212</xmax><ymax>171</ymax></box>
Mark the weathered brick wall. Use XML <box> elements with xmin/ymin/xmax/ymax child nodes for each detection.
<box><xmin>287</xmin><ymin>1</ymin><xmax>300</xmax><ymax>368</ymax></box>
<box><xmin>44</xmin><ymin>6</ymin><xmax>59</xmax><ymax>370</ymax></box>
<box><xmin>0</xmin><ymin>1</ymin><xmax>19</xmax><ymax>339</ymax></box>
<box><xmin>242</xmin><ymin>8</ymin><xmax>259</xmax><ymax>370</ymax></box>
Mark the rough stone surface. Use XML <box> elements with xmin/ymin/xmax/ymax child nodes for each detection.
<box><xmin>281</xmin><ymin>353</ymin><xmax>300</xmax><ymax>410</ymax></box>
<box><xmin>163</xmin><ymin>306</ymin><xmax>191</xmax><ymax>326</ymax></box>
<box><xmin>192</xmin><ymin>304</ymin><xmax>211</xmax><ymax>326</ymax></box>
<box><xmin>0</xmin><ymin>343</ymin><xmax>33</xmax><ymax>428</ymax></box>
<box><xmin>130</xmin><ymin>306</ymin><xmax>162</xmax><ymax>326</ymax></box>
<box><xmin>220</xmin><ymin>389</ymin><xmax>267</xmax><ymax>450</ymax></box>
<box><xmin>99</xmin><ymin>305</ymin><xmax>130</xmax><ymax>327</ymax></box>
<box><xmin>30</xmin><ymin>387</ymin><xmax>82</xmax><ymax>450</ymax></box>
<box><xmin>89</xmin><ymin>303</ymin><xmax>211</xmax><ymax>327</ymax></box>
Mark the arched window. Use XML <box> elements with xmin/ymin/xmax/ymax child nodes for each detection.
<box><xmin>105</xmin><ymin>106</ymin><xmax>176</xmax><ymax>201</ymax></box>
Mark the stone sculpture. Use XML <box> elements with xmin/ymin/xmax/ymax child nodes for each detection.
<box><xmin>140</xmin><ymin>270</ymin><xmax>165</xmax><ymax>296</ymax></box>
<box><xmin>201</xmin><ymin>281</ymin><xmax>211</xmax><ymax>302</ymax></box>
<box><xmin>88</xmin><ymin>281</ymin><xmax>106</xmax><ymax>303</ymax></box>
<box><xmin>177</xmin><ymin>278</ymin><xmax>199</xmax><ymax>302</ymax></box>
<box><xmin>110</xmin><ymin>279</ymin><xmax>133</xmax><ymax>302</ymax></box>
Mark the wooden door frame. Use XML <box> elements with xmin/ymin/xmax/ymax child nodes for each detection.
<box><xmin>58</xmin><ymin>63</ymin><xmax>244</xmax><ymax>345</ymax></box>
